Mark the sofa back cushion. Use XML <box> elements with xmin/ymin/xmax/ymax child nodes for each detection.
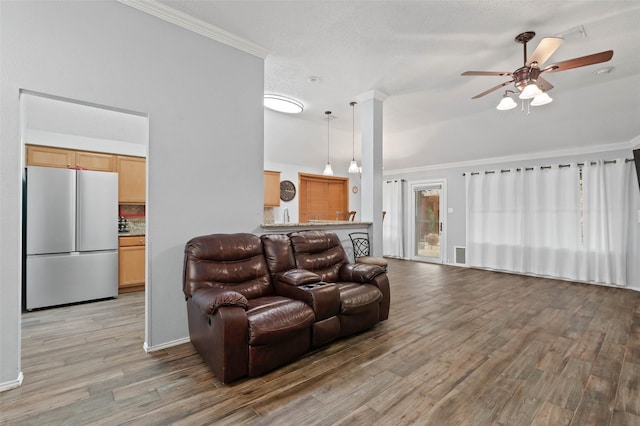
<box><xmin>183</xmin><ymin>233</ymin><xmax>272</xmax><ymax>299</ymax></box>
<box><xmin>260</xmin><ymin>233</ymin><xmax>296</xmax><ymax>277</ymax></box>
<box><xmin>288</xmin><ymin>231</ymin><xmax>349</xmax><ymax>282</ymax></box>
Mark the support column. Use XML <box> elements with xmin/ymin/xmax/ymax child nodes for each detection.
<box><xmin>357</xmin><ymin>90</ymin><xmax>387</xmax><ymax>256</ymax></box>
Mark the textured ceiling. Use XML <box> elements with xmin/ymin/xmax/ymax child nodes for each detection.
<box><xmin>155</xmin><ymin>0</ymin><xmax>640</xmax><ymax>172</ymax></box>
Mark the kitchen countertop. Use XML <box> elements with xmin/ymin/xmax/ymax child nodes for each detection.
<box><xmin>261</xmin><ymin>221</ymin><xmax>372</xmax><ymax>229</ymax></box>
<box><xmin>118</xmin><ymin>231</ymin><xmax>145</xmax><ymax>237</ymax></box>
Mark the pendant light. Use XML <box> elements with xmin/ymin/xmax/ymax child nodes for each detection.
<box><xmin>348</xmin><ymin>101</ymin><xmax>360</xmax><ymax>174</ymax></box>
<box><xmin>322</xmin><ymin>111</ymin><xmax>334</xmax><ymax>176</ymax></box>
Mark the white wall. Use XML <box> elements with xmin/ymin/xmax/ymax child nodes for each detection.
<box><xmin>385</xmin><ymin>144</ymin><xmax>640</xmax><ymax>291</ymax></box>
<box><xmin>1</xmin><ymin>0</ymin><xmax>263</xmax><ymax>389</ymax></box>
<box><xmin>22</xmin><ymin>91</ymin><xmax>148</xmax><ymax>157</ymax></box>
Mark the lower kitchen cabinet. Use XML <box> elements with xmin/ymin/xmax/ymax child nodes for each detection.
<box><xmin>118</xmin><ymin>235</ymin><xmax>145</xmax><ymax>293</ymax></box>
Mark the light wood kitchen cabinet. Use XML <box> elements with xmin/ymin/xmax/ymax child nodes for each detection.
<box><xmin>117</xmin><ymin>156</ymin><xmax>146</xmax><ymax>204</ymax></box>
<box><xmin>264</xmin><ymin>170</ymin><xmax>281</xmax><ymax>207</ymax></box>
<box><xmin>118</xmin><ymin>235</ymin><xmax>145</xmax><ymax>293</ymax></box>
<box><xmin>26</xmin><ymin>145</ymin><xmax>76</xmax><ymax>168</ymax></box>
<box><xmin>75</xmin><ymin>151</ymin><xmax>116</xmax><ymax>172</ymax></box>
<box><xmin>26</xmin><ymin>145</ymin><xmax>116</xmax><ymax>171</ymax></box>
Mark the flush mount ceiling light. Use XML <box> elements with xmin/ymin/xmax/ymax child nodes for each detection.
<box><xmin>263</xmin><ymin>94</ymin><xmax>303</xmax><ymax>114</ymax></box>
<box><xmin>348</xmin><ymin>101</ymin><xmax>360</xmax><ymax>174</ymax></box>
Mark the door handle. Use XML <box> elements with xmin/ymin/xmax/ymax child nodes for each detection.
<box><xmin>440</xmin><ymin>222</ymin><xmax>443</xmax><ymax>232</ymax></box>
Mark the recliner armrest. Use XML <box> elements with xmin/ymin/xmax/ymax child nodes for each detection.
<box><xmin>275</xmin><ymin>269</ymin><xmax>322</xmax><ymax>286</ymax></box>
<box><xmin>340</xmin><ymin>263</ymin><xmax>385</xmax><ymax>283</ymax></box>
<box><xmin>191</xmin><ymin>287</ymin><xmax>248</xmax><ymax>315</ymax></box>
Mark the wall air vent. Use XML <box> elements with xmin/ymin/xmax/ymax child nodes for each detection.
<box><xmin>454</xmin><ymin>246</ymin><xmax>466</xmax><ymax>265</ymax></box>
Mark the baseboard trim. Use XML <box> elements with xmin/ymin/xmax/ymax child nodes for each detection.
<box><xmin>143</xmin><ymin>336</ymin><xmax>190</xmax><ymax>353</ymax></box>
<box><xmin>0</xmin><ymin>372</ymin><xmax>23</xmax><ymax>393</ymax></box>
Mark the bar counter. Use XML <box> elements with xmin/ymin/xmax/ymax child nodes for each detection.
<box><xmin>260</xmin><ymin>220</ymin><xmax>372</xmax><ymax>230</ymax></box>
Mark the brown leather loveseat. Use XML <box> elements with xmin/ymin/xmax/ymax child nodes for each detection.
<box><xmin>183</xmin><ymin>230</ymin><xmax>390</xmax><ymax>383</ymax></box>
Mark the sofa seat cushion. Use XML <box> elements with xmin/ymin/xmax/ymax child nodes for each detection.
<box><xmin>246</xmin><ymin>296</ymin><xmax>315</xmax><ymax>345</ymax></box>
<box><xmin>335</xmin><ymin>283</ymin><xmax>383</xmax><ymax>315</ymax></box>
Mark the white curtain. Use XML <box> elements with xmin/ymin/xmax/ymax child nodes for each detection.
<box><xmin>466</xmin><ymin>165</ymin><xmax>582</xmax><ymax>278</ymax></box>
<box><xmin>580</xmin><ymin>160</ymin><xmax>630</xmax><ymax>285</ymax></box>
<box><xmin>383</xmin><ymin>180</ymin><xmax>404</xmax><ymax>258</ymax></box>
<box><xmin>466</xmin><ymin>160</ymin><xmax>635</xmax><ymax>286</ymax></box>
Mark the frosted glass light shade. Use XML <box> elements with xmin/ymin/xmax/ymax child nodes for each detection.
<box><xmin>348</xmin><ymin>160</ymin><xmax>360</xmax><ymax>174</ymax></box>
<box><xmin>496</xmin><ymin>96</ymin><xmax>518</xmax><ymax>110</ymax></box>
<box><xmin>531</xmin><ymin>92</ymin><xmax>553</xmax><ymax>106</ymax></box>
<box><xmin>264</xmin><ymin>94</ymin><xmax>304</xmax><ymax>113</ymax></box>
<box><xmin>323</xmin><ymin>163</ymin><xmax>334</xmax><ymax>176</ymax></box>
<box><xmin>519</xmin><ymin>83</ymin><xmax>542</xmax><ymax>99</ymax></box>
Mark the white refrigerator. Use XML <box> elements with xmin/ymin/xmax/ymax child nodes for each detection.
<box><xmin>25</xmin><ymin>166</ymin><xmax>119</xmax><ymax>310</ymax></box>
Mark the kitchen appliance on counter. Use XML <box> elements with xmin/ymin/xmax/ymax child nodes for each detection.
<box><xmin>25</xmin><ymin>166</ymin><xmax>118</xmax><ymax>310</ymax></box>
<box><xmin>118</xmin><ymin>216</ymin><xmax>130</xmax><ymax>233</ymax></box>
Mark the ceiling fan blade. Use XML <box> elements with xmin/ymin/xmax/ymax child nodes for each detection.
<box><xmin>461</xmin><ymin>71</ymin><xmax>512</xmax><ymax>77</ymax></box>
<box><xmin>542</xmin><ymin>50</ymin><xmax>614</xmax><ymax>73</ymax></box>
<box><xmin>537</xmin><ymin>76</ymin><xmax>554</xmax><ymax>92</ymax></box>
<box><xmin>526</xmin><ymin>37</ymin><xmax>564</xmax><ymax>67</ymax></box>
<box><xmin>471</xmin><ymin>80</ymin><xmax>514</xmax><ymax>99</ymax></box>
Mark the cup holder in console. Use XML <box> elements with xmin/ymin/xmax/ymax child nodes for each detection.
<box><xmin>301</xmin><ymin>282</ymin><xmax>328</xmax><ymax>290</ymax></box>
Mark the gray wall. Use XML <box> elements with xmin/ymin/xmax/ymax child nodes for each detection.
<box><xmin>1</xmin><ymin>1</ymin><xmax>263</xmax><ymax>387</ymax></box>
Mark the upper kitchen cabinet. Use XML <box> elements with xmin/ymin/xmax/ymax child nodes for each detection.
<box><xmin>26</xmin><ymin>145</ymin><xmax>76</xmax><ymax>169</ymax></box>
<box><xmin>117</xmin><ymin>156</ymin><xmax>146</xmax><ymax>204</ymax></box>
<box><xmin>76</xmin><ymin>151</ymin><xmax>116</xmax><ymax>172</ymax></box>
<box><xmin>264</xmin><ymin>170</ymin><xmax>281</xmax><ymax>207</ymax></box>
<box><xmin>26</xmin><ymin>145</ymin><xmax>116</xmax><ymax>171</ymax></box>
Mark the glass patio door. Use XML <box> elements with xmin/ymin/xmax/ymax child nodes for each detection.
<box><xmin>412</xmin><ymin>182</ymin><xmax>444</xmax><ymax>263</ymax></box>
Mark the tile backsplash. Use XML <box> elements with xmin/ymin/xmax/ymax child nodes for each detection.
<box><xmin>264</xmin><ymin>207</ymin><xmax>275</xmax><ymax>224</ymax></box>
<box><xmin>120</xmin><ymin>204</ymin><xmax>145</xmax><ymax>234</ymax></box>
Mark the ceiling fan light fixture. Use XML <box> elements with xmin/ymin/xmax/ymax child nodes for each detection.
<box><xmin>263</xmin><ymin>94</ymin><xmax>304</xmax><ymax>113</ymax></box>
<box><xmin>496</xmin><ymin>93</ymin><xmax>518</xmax><ymax>110</ymax></box>
<box><xmin>531</xmin><ymin>92</ymin><xmax>553</xmax><ymax>106</ymax></box>
<box><xmin>519</xmin><ymin>83</ymin><xmax>542</xmax><ymax>99</ymax></box>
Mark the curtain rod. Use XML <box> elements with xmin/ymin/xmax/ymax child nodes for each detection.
<box><xmin>463</xmin><ymin>158</ymin><xmax>633</xmax><ymax>176</ymax></box>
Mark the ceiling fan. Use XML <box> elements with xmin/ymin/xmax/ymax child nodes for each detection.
<box><xmin>461</xmin><ymin>31</ymin><xmax>613</xmax><ymax>100</ymax></box>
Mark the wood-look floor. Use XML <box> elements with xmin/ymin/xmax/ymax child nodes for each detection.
<box><xmin>2</xmin><ymin>259</ymin><xmax>640</xmax><ymax>425</ymax></box>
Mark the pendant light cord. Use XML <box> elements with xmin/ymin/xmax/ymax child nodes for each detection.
<box><xmin>351</xmin><ymin>101</ymin><xmax>357</xmax><ymax>161</ymax></box>
<box><xmin>325</xmin><ymin>110</ymin><xmax>331</xmax><ymax>164</ymax></box>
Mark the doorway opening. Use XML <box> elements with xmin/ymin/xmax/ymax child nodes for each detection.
<box><xmin>19</xmin><ymin>90</ymin><xmax>149</xmax><ymax>346</ymax></box>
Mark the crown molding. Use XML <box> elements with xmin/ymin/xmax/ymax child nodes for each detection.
<box><xmin>384</xmin><ymin>140</ymin><xmax>635</xmax><ymax>176</ymax></box>
<box><xmin>357</xmin><ymin>90</ymin><xmax>388</xmax><ymax>103</ymax></box>
<box><xmin>116</xmin><ymin>0</ymin><xmax>270</xmax><ymax>59</ymax></box>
